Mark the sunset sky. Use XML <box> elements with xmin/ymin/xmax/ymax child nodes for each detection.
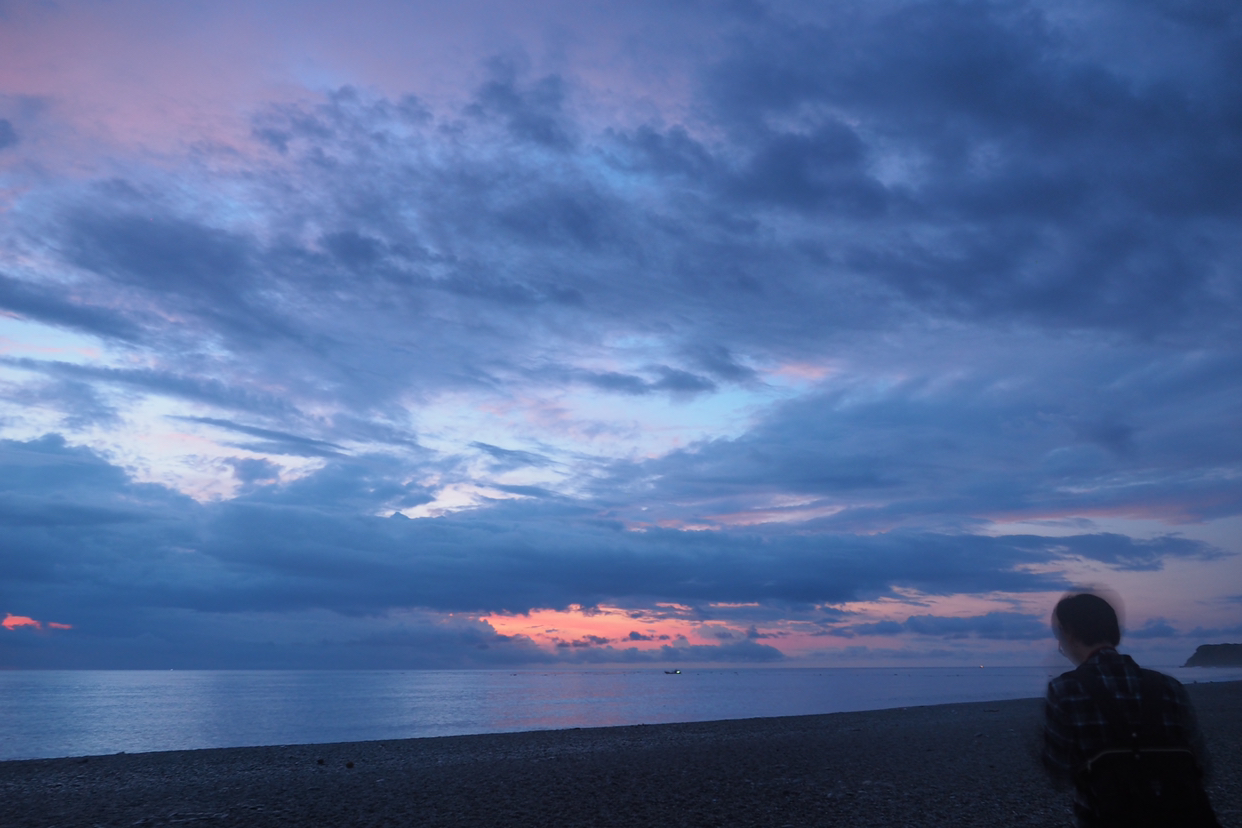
<box><xmin>2</xmin><ymin>0</ymin><xmax>1240</xmax><ymax>669</ymax></box>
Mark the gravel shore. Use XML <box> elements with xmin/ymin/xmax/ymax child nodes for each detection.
<box><xmin>3</xmin><ymin>680</ymin><xmax>1239</xmax><ymax>828</ymax></box>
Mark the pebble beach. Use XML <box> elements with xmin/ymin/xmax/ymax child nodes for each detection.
<box><xmin>3</xmin><ymin>680</ymin><xmax>1239</xmax><ymax>828</ymax></box>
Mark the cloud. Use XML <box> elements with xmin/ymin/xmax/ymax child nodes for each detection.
<box><xmin>225</xmin><ymin>457</ymin><xmax>281</xmax><ymax>485</ymax></box>
<box><xmin>1185</xmin><ymin>623</ymin><xmax>1242</xmax><ymax>640</ymax></box>
<box><xmin>0</xmin><ymin>119</ymin><xmax>16</xmax><ymax>150</ymax></box>
<box><xmin>832</xmin><ymin>620</ymin><xmax>904</xmax><ymax>638</ymax></box>
<box><xmin>2</xmin><ymin>434</ymin><xmax>1230</xmax><ymax>666</ymax></box>
<box><xmin>612</xmin><ymin>349</ymin><xmax>1242</xmax><ymax>532</ymax></box>
<box><xmin>2</xmin><ymin>377</ymin><xmax>120</xmax><ymax>430</ymax></box>
<box><xmin>471</xmin><ymin>442</ymin><xmax>554</xmax><ymax>470</ymax></box>
<box><xmin>726</xmin><ymin>120</ymin><xmax>888</xmax><ymax>215</ymax></box>
<box><xmin>4</xmin><ymin>358</ymin><xmax>299</xmax><ymax>418</ymax></box>
<box><xmin>697</xmin><ymin>0</ymin><xmax>1242</xmax><ymax>334</ymax></box>
<box><xmin>2</xmin><ymin>613</ymin><xmax>71</xmax><ymax>631</ymax></box>
<box><xmin>578</xmin><ymin>367</ymin><xmax>718</xmax><ymax>398</ymax></box>
<box><xmin>0</xmin><ymin>273</ymin><xmax>141</xmax><ymax>340</ymax></box>
<box><xmin>7</xmin><ymin>4</ymin><xmax>1235</xmax><ymax>448</ymax></box>
<box><xmin>65</xmin><ymin>211</ymin><xmax>256</xmax><ymax>315</ymax></box>
<box><xmin>827</xmin><ymin>611</ymin><xmax>1048</xmax><ymax>641</ymax></box>
<box><xmin>2</xmin><ymin>613</ymin><xmax>41</xmax><ymax>630</ymax></box>
<box><xmin>901</xmin><ymin>612</ymin><xmax>1048</xmax><ymax>640</ymax></box>
<box><xmin>175</xmin><ymin>416</ymin><xmax>346</xmax><ymax>457</ymax></box>
<box><xmin>1128</xmin><ymin>618</ymin><xmax>1178</xmax><ymax>639</ymax></box>
<box><xmin>467</xmin><ymin>58</ymin><xmax>576</xmax><ymax>150</ymax></box>
<box><xmin>2</xmin><ymin>0</ymin><xmax>1241</xmax><ymax>667</ymax></box>
<box><xmin>1</xmin><ymin>607</ymin><xmax>557</xmax><ymax>670</ymax></box>
<box><xmin>9</xmin><ymin>2</ymin><xmax>1242</xmax><ymax>371</ymax></box>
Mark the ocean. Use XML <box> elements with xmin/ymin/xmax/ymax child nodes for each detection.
<box><xmin>4</xmin><ymin>666</ymin><xmax>1240</xmax><ymax>761</ymax></box>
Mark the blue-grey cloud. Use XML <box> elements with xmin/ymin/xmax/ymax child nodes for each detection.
<box><xmin>0</xmin><ymin>118</ymin><xmax>16</xmax><ymax>151</ymax></box>
<box><xmin>698</xmin><ymin>0</ymin><xmax>1242</xmax><ymax>331</ymax></box>
<box><xmin>225</xmin><ymin>456</ymin><xmax>281</xmax><ymax>485</ymax></box>
<box><xmin>614</xmin><ymin>354</ymin><xmax>1242</xmax><ymax>531</ymax></box>
<box><xmin>66</xmin><ymin>212</ymin><xmax>251</xmax><ymax>297</ymax></box>
<box><xmin>0</xmin><ymin>273</ymin><xmax>141</xmax><ymax>340</ymax></box>
<box><xmin>12</xmin><ymin>4</ymin><xmax>1236</xmax><ymax>442</ymax></box>
<box><xmin>2</xmin><ymin>377</ymin><xmax>119</xmax><ymax>430</ymax></box>
<box><xmin>174</xmin><ymin>416</ymin><xmax>346</xmax><ymax>457</ymax></box>
<box><xmin>471</xmin><ymin>442</ymin><xmax>554</xmax><ymax>470</ymax></box>
<box><xmin>1128</xmin><ymin>619</ymin><xmax>1179</xmax><ymax>639</ymax></box>
<box><xmin>467</xmin><ymin>57</ymin><xmax>577</xmax><ymax>151</ymax></box>
<box><xmin>3</xmin><ymin>0</ymin><xmax>1242</xmax><ymax>668</ymax></box>
<box><xmin>2</xmin><ymin>434</ymin><xmax>1229</xmax><ymax>666</ymax></box>
<box><xmin>1185</xmin><ymin>624</ymin><xmax>1242</xmax><ymax>639</ymax></box>
<box><xmin>3</xmin><ymin>358</ymin><xmax>300</xmax><ymax>417</ymax></box>
<box><xmin>827</xmin><ymin>611</ymin><xmax>1049</xmax><ymax>640</ymax></box>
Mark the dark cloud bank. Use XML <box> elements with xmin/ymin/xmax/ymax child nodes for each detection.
<box><xmin>2</xmin><ymin>0</ymin><xmax>1240</xmax><ymax>666</ymax></box>
<box><xmin>0</xmin><ymin>434</ymin><xmax>1224</xmax><ymax>667</ymax></box>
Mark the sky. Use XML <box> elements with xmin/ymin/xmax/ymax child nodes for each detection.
<box><xmin>1</xmin><ymin>0</ymin><xmax>1240</xmax><ymax>669</ymax></box>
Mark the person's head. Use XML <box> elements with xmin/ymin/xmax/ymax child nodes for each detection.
<box><xmin>1052</xmin><ymin>592</ymin><xmax>1121</xmax><ymax>663</ymax></box>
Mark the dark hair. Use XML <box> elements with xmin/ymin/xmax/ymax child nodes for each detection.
<box><xmin>1054</xmin><ymin>593</ymin><xmax>1121</xmax><ymax>647</ymax></box>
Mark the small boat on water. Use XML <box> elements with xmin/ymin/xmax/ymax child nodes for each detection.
<box><xmin>664</xmin><ymin>669</ymin><xmax>681</xmax><ymax>674</ymax></box>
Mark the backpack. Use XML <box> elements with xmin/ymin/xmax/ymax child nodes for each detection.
<box><xmin>1073</xmin><ymin>666</ymin><xmax>1220</xmax><ymax>828</ymax></box>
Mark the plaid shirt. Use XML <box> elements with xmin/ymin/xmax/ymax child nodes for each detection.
<box><xmin>1042</xmin><ymin>647</ymin><xmax>1209</xmax><ymax>823</ymax></box>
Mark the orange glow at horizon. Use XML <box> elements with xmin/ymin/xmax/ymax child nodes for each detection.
<box><xmin>483</xmin><ymin>591</ymin><xmax>1070</xmax><ymax>661</ymax></box>
<box><xmin>481</xmin><ymin>604</ymin><xmax>746</xmax><ymax>651</ymax></box>
<box><xmin>477</xmin><ymin>603</ymin><xmax>937</xmax><ymax>661</ymax></box>
<box><xmin>476</xmin><ymin>603</ymin><xmax>928</xmax><ymax>660</ymax></box>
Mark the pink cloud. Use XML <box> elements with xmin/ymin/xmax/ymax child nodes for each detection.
<box><xmin>767</xmin><ymin>361</ymin><xmax>837</xmax><ymax>383</ymax></box>
<box><xmin>0</xmin><ymin>0</ymin><xmax>692</xmax><ymax>172</ymax></box>
<box><xmin>2</xmin><ymin>613</ymin><xmax>73</xmax><ymax>631</ymax></box>
<box><xmin>2</xmin><ymin>614</ymin><xmax>41</xmax><ymax>630</ymax></box>
<box><xmin>482</xmin><ymin>604</ymin><xmax>724</xmax><ymax>651</ymax></box>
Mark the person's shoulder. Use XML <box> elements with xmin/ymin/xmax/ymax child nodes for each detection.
<box><xmin>1046</xmin><ymin>667</ymin><xmax>1082</xmax><ymax>696</ymax></box>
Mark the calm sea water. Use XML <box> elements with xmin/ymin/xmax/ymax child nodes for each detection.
<box><xmin>3</xmin><ymin>666</ymin><xmax>1240</xmax><ymax>761</ymax></box>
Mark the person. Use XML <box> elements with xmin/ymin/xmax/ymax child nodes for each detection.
<box><xmin>1042</xmin><ymin>591</ymin><xmax>1220</xmax><ymax>828</ymax></box>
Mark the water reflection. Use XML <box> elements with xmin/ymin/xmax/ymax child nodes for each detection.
<box><xmin>3</xmin><ymin>666</ymin><xmax>1240</xmax><ymax>760</ymax></box>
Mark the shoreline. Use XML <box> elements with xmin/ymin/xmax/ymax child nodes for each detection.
<box><xmin>3</xmin><ymin>682</ymin><xmax>1239</xmax><ymax>827</ymax></box>
<box><xmin>7</xmin><ymin>665</ymin><xmax>1241</xmax><ymax>764</ymax></box>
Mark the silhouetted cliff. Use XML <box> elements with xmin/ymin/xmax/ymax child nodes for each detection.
<box><xmin>1184</xmin><ymin>643</ymin><xmax>1242</xmax><ymax>667</ymax></box>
